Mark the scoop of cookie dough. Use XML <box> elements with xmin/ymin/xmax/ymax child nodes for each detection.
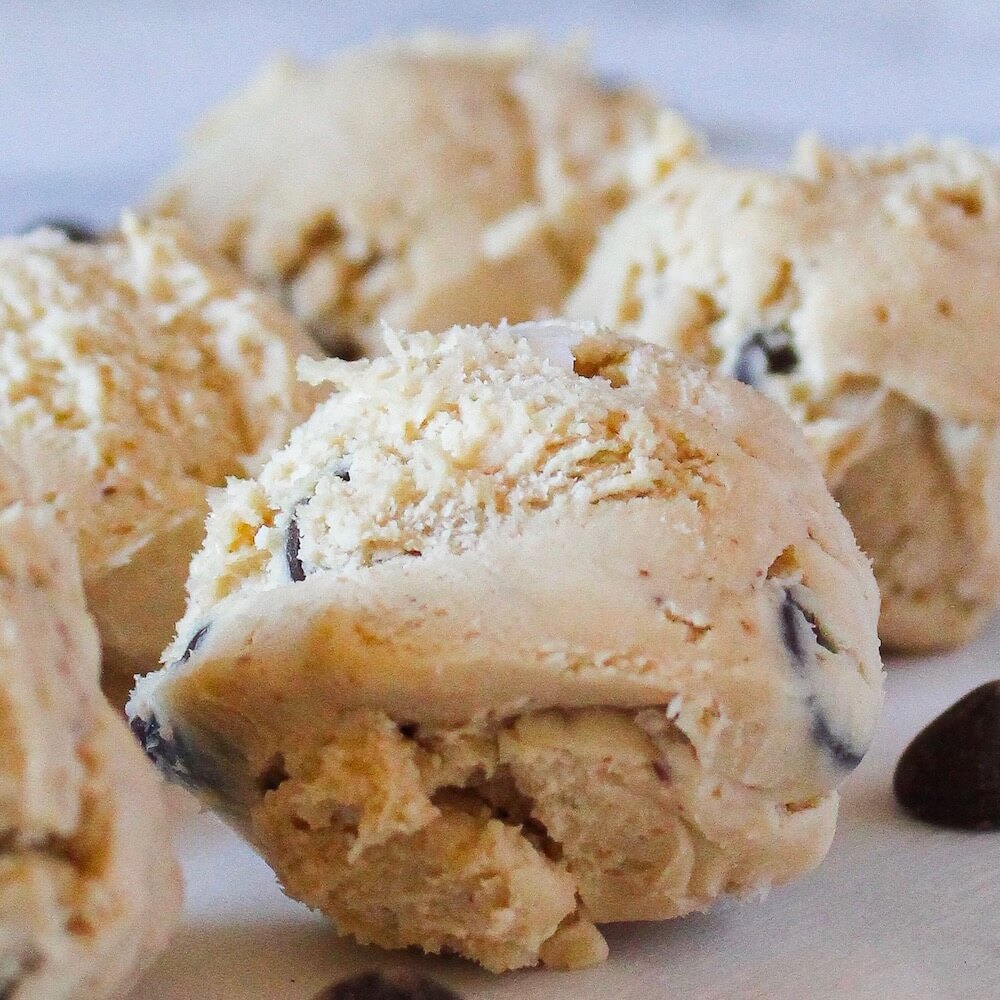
<box><xmin>149</xmin><ymin>33</ymin><xmax>697</xmax><ymax>358</ymax></box>
<box><xmin>0</xmin><ymin>461</ymin><xmax>182</xmax><ymax>999</ymax></box>
<box><xmin>0</xmin><ymin>214</ymin><xmax>319</xmax><ymax>682</ymax></box>
<box><xmin>129</xmin><ymin>321</ymin><xmax>883</xmax><ymax>972</ymax></box>
<box><xmin>567</xmin><ymin>137</ymin><xmax>1000</xmax><ymax>651</ymax></box>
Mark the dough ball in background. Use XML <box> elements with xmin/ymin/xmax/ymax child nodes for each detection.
<box><xmin>130</xmin><ymin>321</ymin><xmax>882</xmax><ymax>972</ymax></box>
<box><xmin>567</xmin><ymin>137</ymin><xmax>1000</xmax><ymax>651</ymax></box>
<box><xmin>150</xmin><ymin>33</ymin><xmax>698</xmax><ymax>358</ymax></box>
<box><xmin>0</xmin><ymin>215</ymin><xmax>321</xmax><ymax>685</ymax></box>
<box><xmin>0</xmin><ymin>456</ymin><xmax>182</xmax><ymax>999</ymax></box>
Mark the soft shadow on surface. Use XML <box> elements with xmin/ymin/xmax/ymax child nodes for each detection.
<box><xmin>131</xmin><ymin>911</ymin><xmax>732</xmax><ymax>1000</ymax></box>
<box><xmin>132</xmin><ymin>919</ymin><xmax>372</xmax><ymax>1000</ymax></box>
<box><xmin>602</xmin><ymin>909</ymin><xmax>723</xmax><ymax>960</ymax></box>
<box><xmin>132</xmin><ymin>919</ymin><xmax>509</xmax><ymax>1000</ymax></box>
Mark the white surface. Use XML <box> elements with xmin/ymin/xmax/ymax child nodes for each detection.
<box><xmin>2</xmin><ymin>2</ymin><xmax>998</xmax><ymax>997</ymax></box>
<box><xmin>134</xmin><ymin>626</ymin><xmax>1000</xmax><ymax>1000</ymax></box>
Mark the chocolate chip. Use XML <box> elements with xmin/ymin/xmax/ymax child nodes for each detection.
<box><xmin>178</xmin><ymin>623</ymin><xmax>210</xmax><ymax>664</ymax></box>
<box><xmin>779</xmin><ymin>589</ymin><xmax>837</xmax><ymax>667</ymax></box>
<box><xmin>20</xmin><ymin>217</ymin><xmax>99</xmax><ymax>242</ymax></box>
<box><xmin>893</xmin><ymin>681</ymin><xmax>1000</xmax><ymax>830</ymax></box>
<box><xmin>398</xmin><ymin>723</ymin><xmax>418</xmax><ymax>738</ymax></box>
<box><xmin>286</xmin><ymin>512</ymin><xmax>306</xmax><ymax>582</ymax></box>
<box><xmin>810</xmin><ymin>711</ymin><xmax>864</xmax><ymax>771</ymax></box>
<box><xmin>333</xmin><ymin>464</ymin><xmax>351</xmax><ymax>483</ymax></box>
<box><xmin>780</xmin><ymin>589</ymin><xmax>862</xmax><ymax>769</ymax></box>
<box><xmin>313</xmin><ymin>970</ymin><xmax>462</xmax><ymax>1000</ymax></box>
<box><xmin>130</xmin><ymin>712</ymin><xmax>186</xmax><ymax>774</ymax></box>
<box><xmin>733</xmin><ymin>326</ymin><xmax>799</xmax><ymax>388</ymax></box>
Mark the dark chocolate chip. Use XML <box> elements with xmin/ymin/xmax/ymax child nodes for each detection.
<box><xmin>779</xmin><ymin>590</ymin><xmax>810</xmax><ymax>667</ymax></box>
<box><xmin>893</xmin><ymin>680</ymin><xmax>1000</xmax><ymax>831</ymax></box>
<box><xmin>130</xmin><ymin>712</ymin><xmax>186</xmax><ymax>774</ymax></box>
<box><xmin>178</xmin><ymin>623</ymin><xmax>210</xmax><ymax>665</ymax></box>
<box><xmin>128</xmin><ymin>705</ymin><xmax>240</xmax><ymax>800</ymax></box>
<box><xmin>286</xmin><ymin>512</ymin><xmax>306</xmax><ymax>582</ymax></box>
<box><xmin>314</xmin><ymin>970</ymin><xmax>463</xmax><ymax>1000</ymax></box>
<box><xmin>398</xmin><ymin>723</ymin><xmax>418</xmax><ymax>738</ymax></box>
<box><xmin>780</xmin><ymin>588</ymin><xmax>837</xmax><ymax>668</ymax></box>
<box><xmin>780</xmin><ymin>589</ymin><xmax>862</xmax><ymax>769</ymax></box>
<box><xmin>309</xmin><ymin>318</ymin><xmax>364</xmax><ymax>361</ymax></box>
<box><xmin>733</xmin><ymin>326</ymin><xmax>799</xmax><ymax>387</ymax></box>
<box><xmin>810</xmin><ymin>711</ymin><xmax>864</xmax><ymax>771</ymax></box>
<box><xmin>20</xmin><ymin>217</ymin><xmax>100</xmax><ymax>242</ymax></box>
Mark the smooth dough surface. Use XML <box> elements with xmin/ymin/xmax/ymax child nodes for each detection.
<box><xmin>567</xmin><ymin>137</ymin><xmax>1000</xmax><ymax>651</ymax></box>
<box><xmin>150</xmin><ymin>33</ymin><xmax>698</xmax><ymax>357</ymax></box>
<box><xmin>0</xmin><ymin>456</ymin><xmax>182</xmax><ymax>999</ymax></box>
<box><xmin>130</xmin><ymin>321</ymin><xmax>883</xmax><ymax>972</ymax></box>
<box><xmin>0</xmin><ymin>215</ymin><xmax>319</xmax><ymax>679</ymax></box>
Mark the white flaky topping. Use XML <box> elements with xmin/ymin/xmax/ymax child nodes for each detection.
<box><xmin>0</xmin><ymin>215</ymin><xmax>321</xmax><ymax>676</ymax></box>
<box><xmin>0</xmin><ymin>214</ymin><xmax>318</xmax><ymax>576</ymax></box>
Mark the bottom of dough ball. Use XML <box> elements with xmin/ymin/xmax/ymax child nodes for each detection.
<box><xmin>243</xmin><ymin>707</ymin><xmax>836</xmax><ymax>972</ymax></box>
<box><xmin>832</xmin><ymin>397</ymin><xmax>1000</xmax><ymax>652</ymax></box>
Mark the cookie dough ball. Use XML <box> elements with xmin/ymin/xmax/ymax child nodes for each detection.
<box><xmin>129</xmin><ymin>322</ymin><xmax>882</xmax><ymax>971</ymax></box>
<box><xmin>0</xmin><ymin>466</ymin><xmax>182</xmax><ymax>999</ymax></box>
<box><xmin>0</xmin><ymin>214</ymin><xmax>319</xmax><ymax>681</ymax></box>
<box><xmin>150</xmin><ymin>33</ymin><xmax>697</xmax><ymax>358</ymax></box>
<box><xmin>567</xmin><ymin>138</ymin><xmax>1000</xmax><ymax>651</ymax></box>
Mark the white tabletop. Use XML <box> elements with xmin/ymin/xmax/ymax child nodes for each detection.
<box><xmin>2</xmin><ymin>3</ymin><xmax>998</xmax><ymax>997</ymax></box>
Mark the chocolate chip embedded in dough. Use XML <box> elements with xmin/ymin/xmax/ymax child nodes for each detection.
<box><xmin>20</xmin><ymin>217</ymin><xmax>100</xmax><ymax>242</ymax></box>
<box><xmin>810</xmin><ymin>710</ymin><xmax>865</xmax><ymax>771</ymax></box>
<box><xmin>314</xmin><ymin>970</ymin><xmax>463</xmax><ymax>1000</ymax></box>
<box><xmin>893</xmin><ymin>680</ymin><xmax>1000</xmax><ymax>830</ymax></box>
<box><xmin>177</xmin><ymin>623</ymin><xmax>210</xmax><ymax>664</ymax></box>
<box><xmin>779</xmin><ymin>588</ymin><xmax>837</xmax><ymax>668</ymax></box>
<box><xmin>780</xmin><ymin>589</ymin><xmax>863</xmax><ymax>769</ymax></box>
<box><xmin>286</xmin><ymin>512</ymin><xmax>306</xmax><ymax>582</ymax></box>
<box><xmin>130</xmin><ymin>711</ymin><xmax>185</xmax><ymax>774</ymax></box>
<box><xmin>733</xmin><ymin>327</ymin><xmax>799</xmax><ymax>388</ymax></box>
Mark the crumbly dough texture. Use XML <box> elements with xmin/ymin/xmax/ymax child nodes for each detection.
<box><xmin>0</xmin><ymin>215</ymin><xmax>319</xmax><ymax>679</ymax></box>
<box><xmin>130</xmin><ymin>321</ymin><xmax>883</xmax><ymax>972</ymax></box>
<box><xmin>0</xmin><ymin>458</ymin><xmax>181</xmax><ymax>999</ymax></box>
<box><xmin>150</xmin><ymin>33</ymin><xmax>698</xmax><ymax>357</ymax></box>
<box><xmin>567</xmin><ymin>137</ymin><xmax>1000</xmax><ymax>650</ymax></box>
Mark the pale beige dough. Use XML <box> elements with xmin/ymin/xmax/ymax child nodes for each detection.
<box><xmin>150</xmin><ymin>33</ymin><xmax>698</xmax><ymax>357</ymax></box>
<box><xmin>0</xmin><ymin>216</ymin><xmax>319</xmax><ymax>682</ymax></box>
<box><xmin>129</xmin><ymin>321</ymin><xmax>883</xmax><ymax>972</ymax></box>
<box><xmin>0</xmin><ymin>457</ymin><xmax>182</xmax><ymax>999</ymax></box>
<box><xmin>567</xmin><ymin>137</ymin><xmax>1000</xmax><ymax>651</ymax></box>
